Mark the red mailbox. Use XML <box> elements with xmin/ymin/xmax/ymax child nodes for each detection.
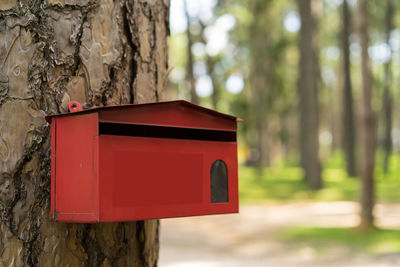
<box><xmin>46</xmin><ymin>100</ymin><xmax>239</xmax><ymax>223</ymax></box>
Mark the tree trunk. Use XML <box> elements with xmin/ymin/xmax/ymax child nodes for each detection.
<box><xmin>199</xmin><ymin>21</ymin><xmax>219</xmax><ymax>110</ymax></box>
<box><xmin>297</xmin><ymin>0</ymin><xmax>322</xmax><ymax>190</ymax></box>
<box><xmin>358</xmin><ymin>0</ymin><xmax>376</xmax><ymax>230</ymax></box>
<box><xmin>0</xmin><ymin>0</ymin><xmax>169</xmax><ymax>265</ymax></box>
<box><xmin>208</xmin><ymin>56</ymin><xmax>219</xmax><ymax>110</ymax></box>
<box><xmin>341</xmin><ymin>0</ymin><xmax>357</xmax><ymax>177</ymax></box>
<box><xmin>248</xmin><ymin>1</ymin><xmax>270</xmax><ymax>168</ymax></box>
<box><xmin>184</xmin><ymin>0</ymin><xmax>198</xmax><ymax>104</ymax></box>
<box><xmin>382</xmin><ymin>0</ymin><xmax>393</xmax><ymax>174</ymax></box>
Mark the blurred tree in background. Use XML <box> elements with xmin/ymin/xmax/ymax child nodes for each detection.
<box><xmin>247</xmin><ymin>0</ymin><xmax>272</xmax><ymax>168</ymax></box>
<box><xmin>297</xmin><ymin>0</ymin><xmax>322</xmax><ymax>190</ymax></box>
<box><xmin>167</xmin><ymin>0</ymin><xmax>400</xmax><ymax>230</ymax></box>
<box><xmin>382</xmin><ymin>0</ymin><xmax>394</xmax><ymax>174</ymax></box>
<box><xmin>358</xmin><ymin>0</ymin><xmax>376</xmax><ymax>229</ymax></box>
<box><xmin>341</xmin><ymin>0</ymin><xmax>357</xmax><ymax>178</ymax></box>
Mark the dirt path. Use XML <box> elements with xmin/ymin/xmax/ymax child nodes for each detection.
<box><xmin>159</xmin><ymin>202</ymin><xmax>400</xmax><ymax>267</ymax></box>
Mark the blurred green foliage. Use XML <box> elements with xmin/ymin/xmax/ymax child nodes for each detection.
<box><xmin>281</xmin><ymin>227</ymin><xmax>400</xmax><ymax>254</ymax></box>
<box><xmin>240</xmin><ymin>151</ymin><xmax>400</xmax><ymax>255</ymax></box>
<box><xmin>239</xmin><ymin>152</ymin><xmax>400</xmax><ymax>203</ymax></box>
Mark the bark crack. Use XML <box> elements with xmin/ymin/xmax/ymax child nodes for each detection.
<box><xmin>136</xmin><ymin>221</ymin><xmax>148</xmax><ymax>266</ymax></box>
<box><xmin>123</xmin><ymin>0</ymin><xmax>138</xmax><ymax>104</ymax></box>
<box><xmin>70</xmin><ymin>4</ymin><xmax>97</xmax><ymax>77</ymax></box>
<box><xmin>80</xmin><ymin>225</ymin><xmax>106</xmax><ymax>267</ymax></box>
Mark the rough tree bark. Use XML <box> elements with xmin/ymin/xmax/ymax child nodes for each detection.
<box><xmin>0</xmin><ymin>0</ymin><xmax>169</xmax><ymax>265</ymax></box>
<box><xmin>358</xmin><ymin>0</ymin><xmax>376</xmax><ymax>229</ymax></box>
<box><xmin>297</xmin><ymin>0</ymin><xmax>322</xmax><ymax>190</ymax></box>
<box><xmin>341</xmin><ymin>0</ymin><xmax>356</xmax><ymax>177</ymax></box>
<box><xmin>382</xmin><ymin>0</ymin><xmax>393</xmax><ymax>174</ymax></box>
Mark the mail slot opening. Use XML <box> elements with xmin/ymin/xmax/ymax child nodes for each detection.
<box><xmin>99</xmin><ymin>122</ymin><xmax>236</xmax><ymax>142</ymax></box>
<box><xmin>210</xmin><ymin>160</ymin><xmax>228</xmax><ymax>203</ymax></box>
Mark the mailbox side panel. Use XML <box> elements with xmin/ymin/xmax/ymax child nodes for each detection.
<box><xmin>53</xmin><ymin>113</ymin><xmax>99</xmax><ymax>222</ymax></box>
<box><xmin>50</xmin><ymin>118</ymin><xmax>56</xmax><ymax>219</ymax></box>
<box><xmin>98</xmin><ymin>135</ymin><xmax>238</xmax><ymax>222</ymax></box>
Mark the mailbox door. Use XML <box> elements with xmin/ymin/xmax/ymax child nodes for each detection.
<box><xmin>97</xmin><ymin>135</ymin><xmax>238</xmax><ymax>222</ymax></box>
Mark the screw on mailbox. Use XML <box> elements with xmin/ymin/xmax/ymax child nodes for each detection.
<box><xmin>68</xmin><ymin>101</ymin><xmax>83</xmax><ymax>113</ymax></box>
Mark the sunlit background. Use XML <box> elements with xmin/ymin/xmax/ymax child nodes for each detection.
<box><xmin>160</xmin><ymin>0</ymin><xmax>400</xmax><ymax>266</ymax></box>
<box><xmin>167</xmin><ymin>0</ymin><xmax>400</xmax><ymax>161</ymax></box>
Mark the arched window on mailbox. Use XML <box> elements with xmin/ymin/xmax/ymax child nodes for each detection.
<box><xmin>46</xmin><ymin>100</ymin><xmax>240</xmax><ymax>223</ymax></box>
<box><xmin>211</xmin><ymin>160</ymin><xmax>229</xmax><ymax>203</ymax></box>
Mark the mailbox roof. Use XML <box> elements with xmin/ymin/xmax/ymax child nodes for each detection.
<box><xmin>46</xmin><ymin>100</ymin><xmax>240</xmax><ymax>131</ymax></box>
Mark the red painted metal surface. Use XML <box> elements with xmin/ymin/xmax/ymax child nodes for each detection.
<box><xmin>47</xmin><ymin>100</ymin><xmax>239</xmax><ymax>223</ymax></box>
<box><xmin>68</xmin><ymin>100</ymin><xmax>83</xmax><ymax>112</ymax></box>
<box><xmin>51</xmin><ymin>113</ymin><xmax>99</xmax><ymax>222</ymax></box>
<box><xmin>99</xmin><ymin>101</ymin><xmax>236</xmax><ymax>131</ymax></box>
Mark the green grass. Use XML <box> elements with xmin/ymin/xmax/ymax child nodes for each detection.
<box><xmin>239</xmin><ymin>165</ymin><xmax>360</xmax><ymax>203</ymax></box>
<box><xmin>239</xmin><ymin>152</ymin><xmax>400</xmax><ymax>203</ymax></box>
<box><xmin>280</xmin><ymin>227</ymin><xmax>400</xmax><ymax>254</ymax></box>
<box><xmin>238</xmin><ymin>152</ymin><xmax>400</xmax><ymax>255</ymax></box>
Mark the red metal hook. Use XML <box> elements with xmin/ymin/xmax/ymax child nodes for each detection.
<box><xmin>68</xmin><ymin>101</ymin><xmax>83</xmax><ymax>113</ymax></box>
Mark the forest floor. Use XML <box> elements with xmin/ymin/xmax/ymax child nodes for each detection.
<box><xmin>159</xmin><ymin>201</ymin><xmax>400</xmax><ymax>267</ymax></box>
